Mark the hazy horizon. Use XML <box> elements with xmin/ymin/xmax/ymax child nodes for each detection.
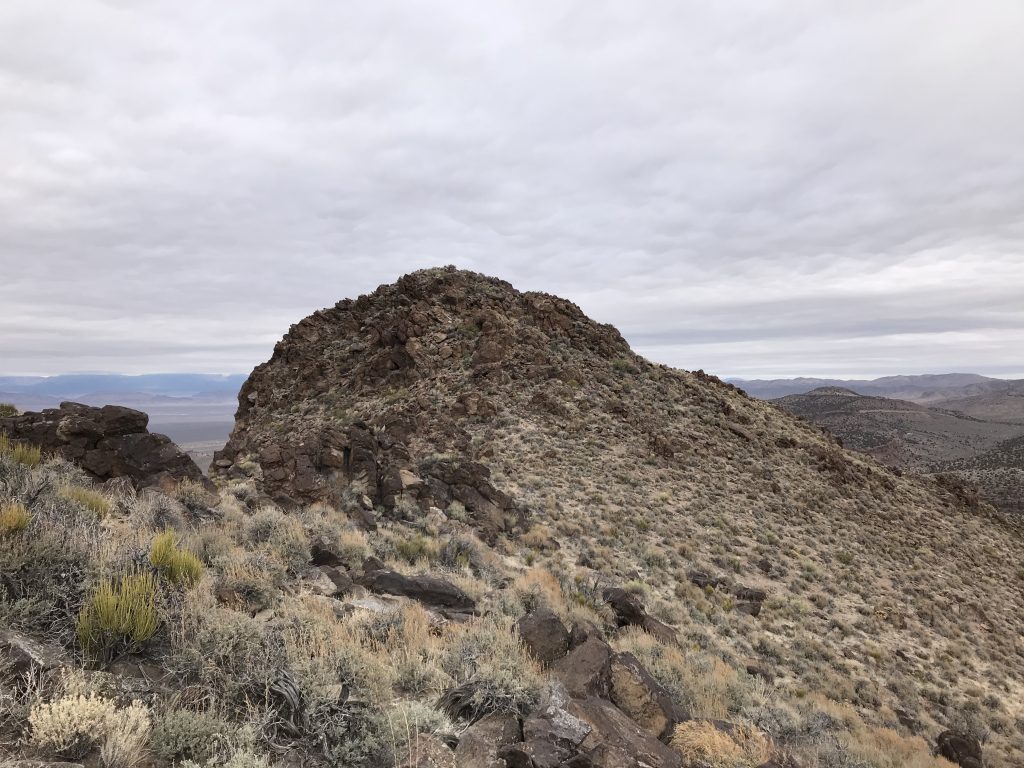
<box><xmin>3</xmin><ymin>3</ymin><xmax>1023</xmax><ymax>378</ymax></box>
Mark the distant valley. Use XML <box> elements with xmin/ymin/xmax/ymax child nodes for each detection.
<box><xmin>0</xmin><ymin>373</ymin><xmax>244</xmax><ymax>471</ymax></box>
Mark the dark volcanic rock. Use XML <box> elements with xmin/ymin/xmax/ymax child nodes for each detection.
<box><xmin>359</xmin><ymin>569</ymin><xmax>476</xmax><ymax>611</ymax></box>
<box><xmin>210</xmin><ymin>267</ymin><xmax>627</xmax><ymax>533</ymax></box>
<box><xmin>935</xmin><ymin>730</ymin><xmax>983</xmax><ymax>768</ymax></box>
<box><xmin>0</xmin><ymin>402</ymin><xmax>207</xmax><ymax>490</ymax></box>
<box><xmin>517</xmin><ymin>606</ymin><xmax>571</xmax><ymax>665</ymax></box>
<box><xmin>550</xmin><ymin>636</ymin><xmax>612</xmax><ymax>699</ymax></box>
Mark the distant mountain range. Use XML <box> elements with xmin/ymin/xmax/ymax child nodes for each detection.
<box><xmin>0</xmin><ymin>374</ymin><xmax>247</xmax><ymax>468</ymax></box>
<box><xmin>728</xmin><ymin>372</ymin><xmax>1024</xmax><ymax>402</ymax></box>
<box><xmin>0</xmin><ymin>373</ymin><xmax>247</xmax><ymax>399</ymax></box>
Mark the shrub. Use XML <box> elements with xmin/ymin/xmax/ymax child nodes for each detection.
<box><xmin>268</xmin><ymin>515</ymin><xmax>311</xmax><ymax>572</ymax></box>
<box><xmin>151</xmin><ymin>708</ymin><xmax>235</xmax><ymax>763</ymax></box>
<box><xmin>76</xmin><ymin>571</ymin><xmax>159</xmax><ymax>658</ymax></box>
<box><xmin>29</xmin><ymin>693</ymin><xmax>150</xmax><ymax>767</ymax></box>
<box><xmin>149</xmin><ymin>530</ymin><xmax>204</xmax><ymax>586</ymax></box>
<box><xmin>60</xmin><ymin>486</ymin><xmax>112</xmax><ymax>518</ymax></box>
<box><xmin>0</xmin><ymin>434</ymin><xmax>42</xmax><ymax>466</ymax></box>
<box><xmin>671</xmin><ymin>721</ymin><xmax>771</xmax><ymax>767</ymax></box>
<box><xmin>0</xmin><ymin>501</ymin><xmax>31</xmax><ymax>536</ymax></box>
<box><xmin>396</xmin><ymin>533</ymin><xmax>441</xmax><ymax>564</ymax></box>
<box><xmin>0</xmin><ymin>402</ymin><xmax>18</xmax><ymax>417</ymax></box>
<box><xmin>99</xmin><ymin>700</ymin><xmax>151</xmax><ymax>768</ymax></box>
<box><xmin>30</xmin><ymin>693</ymin><xmax>117</xmax><ymax>758</ymax></box>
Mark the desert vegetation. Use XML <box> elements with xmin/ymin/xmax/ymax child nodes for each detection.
<box><xmin>0</xmin><ymin>439</ymin><xmax>994</xmax><ymax>767</ymax></box>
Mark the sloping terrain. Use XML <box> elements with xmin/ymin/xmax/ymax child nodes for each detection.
<box><xmin>933</xmin><ymin>381</ymin><xmax>1024</xmax><ymax>423</ymax></box>
<box><xmin>2</xmin><ymin>268</ymin><xmax>1021</xmax><ymax>767</ymax></box>
<box><xmin>773</xmin><ymin>387</ymin><xmax>1024</xmax><ymax>468</ymax></box>
<box><xmin>940</xmin><ymin>434</ymin><xmax>1024</xmax><ymax>516</ymax></box>
<box><xmin>194</xmin><ymin>266</ymin><xmax>1024</xmax><ymax>765</ymax></box>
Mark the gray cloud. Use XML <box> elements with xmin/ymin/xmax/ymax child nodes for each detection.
<box><xmin>2</xmin><ymin>1</ymin><xmax>1023</xmax><ymax>378</ymax></box>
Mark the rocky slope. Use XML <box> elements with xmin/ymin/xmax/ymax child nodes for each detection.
<box><xmin>211</xmin><ymin>266</ymin><xmax>1024</xmax><ymax>765</ymax></box>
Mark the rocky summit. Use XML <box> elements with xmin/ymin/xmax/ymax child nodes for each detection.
<box><xmin>205</xmin><ymin>266</ymin><xmax>1024</xmax><ymax>763</ymax></box>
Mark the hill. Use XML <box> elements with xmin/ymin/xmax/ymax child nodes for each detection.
<box><xmin>772</xmin><ymin>387</ymin><xmax>1024</xmax><ymax>468</ymax></box>
<box><xmin>207</xmin><ymin>267</ymin><xmax>1024</xmax><ymax>765</ymax></box>
<box><xmin>3</xmin><ymin>267</ymin><xmax>1022</xmax><ymax>767</ymax></box>
<box><xmin>729</xmin><ymin>374</ymin><xmax>1001</xmax><ymax>401</ymax></box>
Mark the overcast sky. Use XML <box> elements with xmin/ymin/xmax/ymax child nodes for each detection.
<box><xmin>2</xmin><ymin>2</ymin><xmax>1023</xmax><ymax>379</ymax></box>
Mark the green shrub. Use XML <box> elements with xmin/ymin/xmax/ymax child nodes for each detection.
<box><xmin>149</xmin><ymin>530</ymin><xmax>204</xmax><ymax>586</ymax></box>
<box><xmin>0</xmin><ymin>501</ymin><xmax>31</xmax><ymax>536</ymax></box>
<box><xmin>0</xmin><ymin>434</ymin><xmax>42</xmax><ymax>466</ymax></box>
<box><xmin>0</xmin><ymin>403</ymin><xmax>18</xmax><ymax>417</ymax></box>
<box><xmin>151</xmin><ymin>708</ymin><xmax>235</xmax><ymax>763</ymax></box>
<box><xmin>396</xmin><ymin>534</ymin><xmax>441</xmax><ymax>564</ymax></box>
<box><xmin>60</xmin><ymin>486</ymin><xmax>112</xmax><ymax>518</ymax></box>
<box><xmin>76</xmin><ymin>571</ymin><xmax>159</xmax><ymax>658</ymax></box>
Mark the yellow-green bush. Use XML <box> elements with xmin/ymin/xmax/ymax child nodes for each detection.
<box><xmin>0</xmin><ymin>501</ymin><xmax>31</xmax><ymax>536</ymax></box>
<box><xmin>76</xmin><ymin>571</ymin><xmax>159</xmax><ymax>658</ymax></box>
<box><xmin>149</xmin><ymin>530</ymin><xmax>204</xmax><ymax>587</ymax></box>
<box><xmin>61</xmin><ymin>486</ymin><xmax>112</xmax><ymax>518</ymax></box>
<box><xmin>0</xmin><ymin>403</ymin><xmax>18</xmax><ymax>417</ymax></box>
<box><xmin>0</xmin><ymin>434</ymin><xmax>42</xmax><ymax>466</ymax></box>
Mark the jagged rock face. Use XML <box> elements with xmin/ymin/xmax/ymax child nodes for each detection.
<box><xmin>213</xmin><ymin>266</ymin><xmax>630</xmax><ymax>531</ymax></box>
<box><xmin>0</xmin><ymin>402</ymin><xmax>207</xmax><ymax>489</ymax></box>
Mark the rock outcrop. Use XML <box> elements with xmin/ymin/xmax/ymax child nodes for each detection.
<box><xmin>212</xmin><ymin>267</ymin><xmax>628</xmax><ymax>531</ymax></box>
<box><xmin>0</xmin><ymin>402</ymin><xmax>208</xmax><ymax>489</ymax></box>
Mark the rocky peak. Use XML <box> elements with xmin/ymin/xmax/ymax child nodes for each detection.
<box><xmin>212</xmin><ymin>267</ymin><xmax>638</xmax><ymax>531</ymax></box>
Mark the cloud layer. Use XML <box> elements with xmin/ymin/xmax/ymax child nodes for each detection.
<box><xmin>2</xmin><ymin>1</ymin><xmax>1023</xmax><ymax>377</ymax></box>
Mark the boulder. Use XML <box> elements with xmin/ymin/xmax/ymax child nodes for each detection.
<box><xmin>0</xmin><ymin>402</ymin><xmax>207</xmax><ymax>490</ymax></box>
<box><xmin>608</xmin><ymin>652</ymin><xmax>684</xmax><ymax>739</ymax></box>
<box><xmin>517</xmin><ymin>607</ymin><xmax>571</xmax><ymax>665</ymax></box>
<box><xmin>453</xmin><ymin>712</ymin><xmax>523</xmax><ymax>768</ymax></box>
<box><xmin>935</xmin><ymin>730</ymin><xmax>983</xmax><ymax>768</ymax></box>
<box><xmin>360</xmin><ymin>570</ymin><xmax>476</xmax><ymax>611</ymax></box>
<box><xmin>568</xmin><ymin>697</ymin><xmax>682</xmax><ymax>768</ymax></box>
<box><xmin>550</xmin><ymin>636</ymin><xmax>612</xmax><ymax>698</ymax></box>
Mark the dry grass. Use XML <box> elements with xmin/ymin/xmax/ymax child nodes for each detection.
<box><xmin>671</xmin><ymin>720</ymin><xmax>772</xmax><ymax>767</ymax></box>
<box><xmin>60</xmin><ymin>485</ymin><xmax>112</xmax><ymax>518</ymax></box>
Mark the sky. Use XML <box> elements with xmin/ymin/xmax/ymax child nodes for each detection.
<box><xmin>2</xmin><ymin>1</ymin><xmax>1023</xmax><ymax>380</ymax></box>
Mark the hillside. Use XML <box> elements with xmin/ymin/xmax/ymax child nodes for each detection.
<box><xmin>3</xmin><ymin>267</ymin><xmax>1023</xmax><ymax>767</ymax></box>
<box><xmin>203</xmin><ymin>267</ymin><xmax>1024</xmax><ymax>765</ymax></box>
<box><xmin>772</xmin><ymin>387</ymin><xmax>1024</xmax><ymax>468</ymax></box>
<box><xmin>940</xmin><ymin>434</ymin><xmax>1024</xmax><ymax>516</ymax></box>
